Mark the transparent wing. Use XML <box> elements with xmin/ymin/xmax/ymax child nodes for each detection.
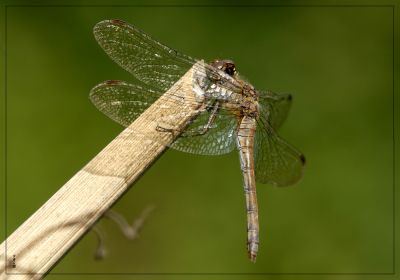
<box><xmin>92</xmin><ymin>19</ymin><xmax>244</xmax><ymax>155</ymax></box>
<box><xmin>94</xmin><ymin>19</ymin><xmax>196</xmax><ymax>92</ymax></box>
<box><xmin>258</xmin><ymin>90</ymin><xmax>292</xmax><ymax>130</ymax></box>
<box><xmin>254</xmin><ymin>113</ymin><xmax>305</xmax><ymax>187</ymax></box>
<box><xmin>90</xmin><ymin>80</ymin><xmax>162</xmax><ymax>127</ymax></box>
<box><xmin>90</xmin><ymin>80</ymin><xmax>238</xmax><ymax>155</ymax></box>
<box><xmin>171</xmin><ymin>109</ymin><xmax>237</xmax><ymax>155</ymax></box>
<box><xmin>93</xmin><ymin>19</ymin><xmax>245</xmax><ymax>97</ymax></box>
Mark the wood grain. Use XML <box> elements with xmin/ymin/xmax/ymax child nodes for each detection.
<box><xmin>0</xmin><ymin>63</ymin><xmax>204</xmax><ymax>279</ymax></box>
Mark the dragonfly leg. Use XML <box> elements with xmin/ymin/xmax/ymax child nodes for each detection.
<box><xmin>156</xmin><ymin>125</ymin><xmax>175</xmax><ymax>133</ymax></box>
<box><xmin>181</xmin><ymin>102</ymin><xmax>220</xmax><ymax>137</ymax></box>
<box><xmin>155</xmin><ymin>104</ymin><xmax>209</xmax><ymax>136</ymax></box>
<box><xmin>155</xmin><ymin>123</ymin><xmax>183</xmax><ymax>138</ymax></box>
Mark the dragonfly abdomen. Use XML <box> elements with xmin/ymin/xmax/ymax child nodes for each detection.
<box><xmin>236</xmin><ymin>116</ymin><xmax>259</xmax><ymax>262</ymax></box>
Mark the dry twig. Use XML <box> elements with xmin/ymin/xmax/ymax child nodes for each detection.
<box><xmin>0</xmin><ymin>64</ymin><xmax>202</xmax><ymax>280</ymax></box>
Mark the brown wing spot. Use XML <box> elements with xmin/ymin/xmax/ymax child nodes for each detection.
<box><xmin>300</xmin><ymin>154</ymin><xmax>306</xmax><ymax>165</ymax></box>
<box><xmin>105</xmin><ymin>80</ymin><xmax>122</xmax><ymax>85</ymax></box>
<box><xmin>111</xmin><ymin>19</ymin><xmax>127</xmax><ymax>26</ymax></box>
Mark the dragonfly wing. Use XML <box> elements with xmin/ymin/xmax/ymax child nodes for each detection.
<box><xmin>171</xmin><ymin>109</ymin><xmax>238</xmax><ymax>155</ymax></box>
<box><xmin>90</xmin><ymin>80</ymin><xmax>238</xmax><ymax>155</ymax></box>
<box><xmin>254</xmin><ymin>114</ymin><xmax>305</xmax><ymax>187</ymax></box>
<box><xmin>258</xmin><ymin>90</ymin><xmax>292</xmax><ymax>130</ymax></box>
<box><xmin>92</xmin><ymin>19</ymin><xmax>243</xmax><ymax>155</ymax></box>
<box><xmin>93</xmin><ymin>19</ymin><xmax>196</xmax><ymax>92</ymax></box>
<box><xmin>90</xmin><ymin>80</ymin><xmax>162</xmax><ymax>127</ymax></box>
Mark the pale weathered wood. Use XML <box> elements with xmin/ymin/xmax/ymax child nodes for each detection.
<box><xmin>0</xmin><ymin>63</ymin><xmax>204</xmax><ymax>279</ymax></box>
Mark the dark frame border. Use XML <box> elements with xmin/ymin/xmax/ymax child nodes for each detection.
<box><xmin>3</xmin><ymin>3</ymin><xmax>397</xmax><ymax>276</ymax></box>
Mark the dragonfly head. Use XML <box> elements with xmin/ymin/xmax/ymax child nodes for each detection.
<box><xmin>210</xmin><ymin>59</ymin><xmax>236</xmax><ymax>76</ymax></box>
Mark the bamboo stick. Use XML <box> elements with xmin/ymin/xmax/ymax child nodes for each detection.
<box><xmin>0</xmin><ymin>63</ymin><xmax>203</xmax><ymax>279</ymax></box>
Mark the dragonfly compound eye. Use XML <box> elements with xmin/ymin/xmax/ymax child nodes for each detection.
<box><xmin>224</xmin><ymin>63</ymin><xmax>236</xmax><ymax>76</ymax></box>
<box><xmin>210</xmin><ymin>59</ymin><xmax>236</xmax><ymax>76</ymax></box>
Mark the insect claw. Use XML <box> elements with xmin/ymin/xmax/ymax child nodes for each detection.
<box><xmin>156</xmin><ymin>125</ymin><xmax>179</xmax><ymax>138</ymax></box>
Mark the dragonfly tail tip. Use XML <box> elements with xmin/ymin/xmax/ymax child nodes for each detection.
<box><xmin>248</xmin><ymin>253</ymin><xmax>257</xmax><ymax>263</ymax></box>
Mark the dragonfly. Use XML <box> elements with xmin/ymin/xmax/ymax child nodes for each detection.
<box><xmin>90</xmin><ymin>19</ymin><xmax>305</xmax><ymax>262</ymax></box>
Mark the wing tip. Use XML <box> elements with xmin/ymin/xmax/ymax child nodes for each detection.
<box><xmin>110</xmin><ymin>19</ymin><xmax>128</xmax><ymax>26</ymax></box>
<box><xmin>91</xmin><ymin>80</ymin><xmax>126</xmax><ymax>91</ymax></box>
<box><xmin>93</xmin><ymin>19</ymin><xmax>108</xmax><ymax>31</ymax></box>
<box><xmin>94</xmin><ymin>18</ymin><xmax>127</xmax><ymax>27</ymax></box>
<box><xmin>89</xmin><ymin>80</ymin><xmax>124</xmax><ymax>101</ymax></box>
<box><xmin>104</xmin><ymin>79</ymin><xmax>124</xmax><ymax>86</ymax></box>
<box><xmin>93</xmin><ymin>19</ymin><xmax>129</xmax><ymax>37</ymax></box>
<box><xmin>88</xmin><ymin>85</ymin><xmax>100</xmax><ymax>103</ymax></box>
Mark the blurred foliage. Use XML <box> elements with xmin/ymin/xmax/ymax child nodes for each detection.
<box><xmin>1</xmin><ymin>2</ymin><xmax>397</xmax><ymax>279</ymax></box>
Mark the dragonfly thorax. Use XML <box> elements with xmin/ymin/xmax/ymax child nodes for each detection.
<box><xmin>236</xmin><ymin>81</ymin><xmax>259</xmax><ymax>117</ymax></box>
<box><xmin>240</xmin><ymin>98</ymin><xmax>259</xmax><ymax>118</ymax></box>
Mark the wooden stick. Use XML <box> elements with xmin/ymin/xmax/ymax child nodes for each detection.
<box><xmin>0</xmin><ymin>63</ymin><xmax>203</xmax><ymax>279</ymax></box>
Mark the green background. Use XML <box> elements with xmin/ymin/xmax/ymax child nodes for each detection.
<box><xmin>1</xmin><ymin>1</ymin><xmax>398</xmax><ymax>279</ymax></box>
